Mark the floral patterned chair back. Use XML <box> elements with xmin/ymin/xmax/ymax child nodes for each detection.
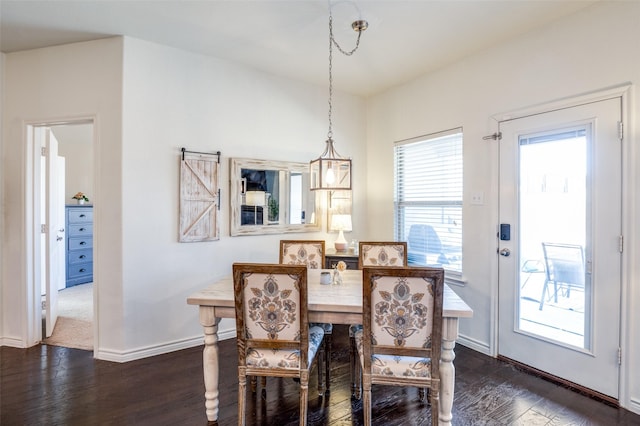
<box><xmin>355</xmin><ymin>266</ymin><xmax>444</xmax><ymax>425</ymax></box>
<box><xmin>358</xmin><ymin>241</ymin><xmax>408</xmax><ymax>269</ymax></box>
<box><xmin>279</xmin><ymin>239</ymin><xmax>332</xmax><ymax>391</ymax></box>
<box><xmin>233</xmin><ymin>263</ymin><xmax>326</xmax><ymax>426</ymax></box>
<box><xmin>280</xmin><ymin>240</ymin><xmax>325</xmax><ymax>269</ymax></box>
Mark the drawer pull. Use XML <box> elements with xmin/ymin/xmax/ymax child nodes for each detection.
<box><xmin>79</xmin><ymin>255</ymin><xmax>86</xmax><ymax>259</ymax></box>
<box><xmin>79</xmin><ymin>268</ymin><xmax>86</xmax><ymax>273</ymax></box>
<box><xmin>79</xmin><ymin>214</ymin><xmax>86</xmax><ymax>218</ymax></box>
<box><xmin>80</xmin><ymin>241</ymin><xmax>87</xmax><ymax>245</ymax></box>
<box><xmin>79</xmin><ymin>228</ymin><xmax>86</xmax><ymax>232</ymax></box>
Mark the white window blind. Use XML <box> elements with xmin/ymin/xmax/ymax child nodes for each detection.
<box><xmin>394</xmin><ymin>128</ymin><xmax>463</xmax><ymax>274</ymax></box>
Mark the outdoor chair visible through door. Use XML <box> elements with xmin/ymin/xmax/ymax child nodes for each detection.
<box><xmin>539</xmin><ymin>242</ymin><xmax>585</xmax><ymax>310</ymax></box>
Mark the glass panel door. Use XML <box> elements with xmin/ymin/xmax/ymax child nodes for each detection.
<box><xmin>518</xmin><ymin>129</ymin><xmax>590</xmax><ymax>349</ymax></box>
<box><xmin>497</xmin><ymin>97</ymin><xmax>622</xmax><ymax>398</ymax></box>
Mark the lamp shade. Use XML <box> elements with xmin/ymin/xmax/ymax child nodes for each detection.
<box><xmin>310</xmin><ymin>139</ymin><xmax>352</xmax><ymax>191</ymax></box>
<box><xmin>245</xmin><ymin>190</ymin><xmax>266</xmax><ymax>207</ymax></box>
<box><xmin>330</xmin><ymin>214</ymin><xmax>352</xmax><ymax>232</ymax></box>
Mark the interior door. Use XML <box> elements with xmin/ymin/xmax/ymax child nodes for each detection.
<box><xmin>45</xmin><ymin>129</ymin><xmax>66</xmax><ymax>337</ymax></box>
<box><xmin>497</xmin><ymin>97</ymin><xmax>622</xmax><ymax>398</ymax></box>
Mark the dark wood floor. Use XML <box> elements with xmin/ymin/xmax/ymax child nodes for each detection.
<box><xmin>2</xmin><ymin>324</ymin><xmax>639</xmax><ymax>426</ymax></box>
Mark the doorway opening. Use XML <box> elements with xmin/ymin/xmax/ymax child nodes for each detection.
<box><xmin>33</xmin><ymin>120</ymin><xmax>95</xmax><ymax>351</ymax></box>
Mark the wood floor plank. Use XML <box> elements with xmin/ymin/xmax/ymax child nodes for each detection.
<box><xmin>2</xmin><ymin>324</ymin><xmax>639</xmax><ymax>425</ymax></box>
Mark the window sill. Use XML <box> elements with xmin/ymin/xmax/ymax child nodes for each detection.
<box><xmin>445</xmin><ymin>272</ymin><xmax>466</xmax><ymax>287</ymax></box>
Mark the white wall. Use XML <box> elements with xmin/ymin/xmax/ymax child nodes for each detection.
<box><xmin>0</xmin><ymin>35</ymin><xmax>366</xmax><ymax>358</ymax></box>
<box><xmin>366</xmin><ymin>0</ymin><xmax>639</xmax><ymax>413</ymax></box>
<box><xmin>54</xmin><ymin>124</ymin><xmax>94</xmax><ymax>202</ymax></box>
<box><xmin>119</xmin><ymin>37</ymin><xmax>366</xmax><ymax>356</ymax></box>
<box><xmin>1</xmin><ymin>38</ymin><xmax>124</xmax><ymax>349</ymax></box>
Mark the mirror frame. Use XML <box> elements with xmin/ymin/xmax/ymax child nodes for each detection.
<box><xmin>230</xmin><ymin>157</ymin><xmax>322</xmax><ymax>236</ymax></box>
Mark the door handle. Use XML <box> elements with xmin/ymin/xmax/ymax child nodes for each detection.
<box><xmin>56</xmin><ymin>236</ymin><xmax>63</xmax><ymax>241</ymax></box>
<box><xmin>499</xmin><ymin>248</ymin><xmax>511</xmax><ymax>257</ymax></box>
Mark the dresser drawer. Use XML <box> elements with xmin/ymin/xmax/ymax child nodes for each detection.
<box><xmin>68</xmin><ymin>248</ymin><xmax>93</xmax><ymax>264</ymax></box>
<box><xmin>67</xmin><ymin>262</ymin><xmax>93</xmax><ymax>279</ymax></box>
<box><xmin>66</xmin><ymin>206</ymin><xmax>94</xmax><ymax>287</ymax></box>
<box><xmin>68</xmin><ymin>209</ymin><xmax>93</xmax><ymax>223</ymax></box>
<box><xmin>68</xmin><ymin>237</ymin><xmax>93</xmax><ymax>251</ymax></box>
<box><xmin>68</xmin><ymin>223</ymin><xmax>93</xmax><ymax>236</ymax></box>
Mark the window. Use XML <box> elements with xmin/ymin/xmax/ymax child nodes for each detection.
<box><xmin>394</xmin><ymin>128</ymin><xmax>463</xmax><ymax>275</ymax></box>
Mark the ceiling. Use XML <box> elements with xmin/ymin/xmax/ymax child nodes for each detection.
<box><xmin>0</xmin><ymin>0</ymin><xmax>599</xmax><ymax>97</ymax></box>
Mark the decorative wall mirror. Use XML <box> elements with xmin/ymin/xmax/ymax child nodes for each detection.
<box><xmin>230</xmin><ymin>158</ymin><xmax>321</xmax><ymax>236</ymax></box>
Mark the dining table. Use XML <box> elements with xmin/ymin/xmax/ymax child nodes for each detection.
<box><xmin>187</xmin><ymin>268</ymin><xmax>473</xmax><ymax>426</ymax></box>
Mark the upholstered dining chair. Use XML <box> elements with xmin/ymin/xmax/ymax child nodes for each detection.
<box><xmin>279</xmin><ymin>239</ymin><xmax>325</xmax><ymax>269</ymax></box>
<box><xmin>279</xmin><ymin>239</ymin><xmax>332</xmax><ymax>391</ymax></box>
<box><xmin>358</xmin><ymin>241</ymin><xmax>408</xmax><ymax>269</ymax></box>
<box><xmin>350</xmin><ymin>241</ymin><xmax>408</xmax><ymax>398</ymax></box>
<box><xmin>233</xmin><ymin>263</ymin><xmax>327</xmax><ymax>426</ymax></box>
<box><xmin>354</xmin><ymin>266</ymin><xmax>444</xmax><ymax>425</ymax></box>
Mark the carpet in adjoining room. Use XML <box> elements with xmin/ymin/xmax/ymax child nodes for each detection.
<box><xmin>44</xmin><ymin>283</ymin><xmax>93</xmax><ymax>351</ymax></box>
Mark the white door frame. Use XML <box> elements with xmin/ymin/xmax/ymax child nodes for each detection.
<box><xmin>24</xmin><ymin>116</ymin><xmax>97</xmax><ymax>349</ymax></box>
<box><xmin>489</xmin><ymin>83</ymin><xmax>633</xmax><ymax>404</ymax></box>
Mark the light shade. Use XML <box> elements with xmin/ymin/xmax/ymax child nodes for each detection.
<box><xmin>245</xmin><ymin>191</ymin><xmax>266</xmax><ymax>207</ymax></box>
<box><xmin>330</xmin><ymin>214</ymin><xmax>353</xmax><ymax>232</ymax></box>
<box><xmin>310</xmin><ymin>139</ymin><xmax>352</xmax><ymax>191</ymax></box>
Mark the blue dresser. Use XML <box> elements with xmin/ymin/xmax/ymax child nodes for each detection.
<box><xmin>66</xmin><ymin>205</ymin><xmax>93</xmax><ymax>287</ymax></box>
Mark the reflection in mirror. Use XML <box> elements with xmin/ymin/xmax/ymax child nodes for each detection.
<box><xmin>230</xmin><ymin>158</ymin><xmax>321</xmax><ymax>236</ymax></box>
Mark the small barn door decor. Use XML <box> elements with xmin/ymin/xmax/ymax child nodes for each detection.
<box><xmin>179</xmin><ymin>148</ymin><xmax>221</xmax><ymax>242</ymax></box>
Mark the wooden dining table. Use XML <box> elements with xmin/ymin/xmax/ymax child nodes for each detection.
<box><xmin>187</xmin><ymin>268</ymin><xmax>473</xmax><ymax>426</ymax></box>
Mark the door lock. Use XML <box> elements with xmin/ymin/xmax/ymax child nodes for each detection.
<box><xmin>499</xmin><ymin>248</ymin><xmax>511</xmax><ymax>257</ymax></box>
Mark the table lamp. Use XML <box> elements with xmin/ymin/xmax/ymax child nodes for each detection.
<box><xmin>245</xmin><ymin>190</ymin><xmax>266</xmax><ymax>225</ymax></box>
<box><xmin>330</xmin><ymin>214</ymin><xmax>352</xmax><ymax>252</ymax></box>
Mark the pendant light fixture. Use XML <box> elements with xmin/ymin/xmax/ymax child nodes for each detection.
<box><xmin>310</xmin><ymin>9</ymin><xmax>368</xmax><ymax>191</ymax></box>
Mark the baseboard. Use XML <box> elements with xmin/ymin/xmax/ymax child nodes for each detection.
<box><xmin>498</xmin><ymin>354</ymin><xmax>619</xmax><ymax>407</ymax></box>
<box><xmin>456</xmin><ymin>334</ymin><xmax>491</xmax><ymax>356</ymax></box>
<box><xmin>94</xmin><ymin>327</ymin><xmax>237</xmax><ymax>363</ymax></box>
<box><xmin>0</xmin><ymin>336</ymin><xmax>27</xmax><ymax>348</ymax></box>
<box><xmin>628</xmin><ymin>397</ymin><xmax>640</xmax><ymax>416</ymax></box>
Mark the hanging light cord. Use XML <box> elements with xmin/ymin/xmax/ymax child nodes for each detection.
<box><xmin>327</xmin><ymin>12</ymin><xmax>365</xmax><ymax>141</ymax></box>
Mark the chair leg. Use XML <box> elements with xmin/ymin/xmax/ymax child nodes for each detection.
<box><xmin>362</xmin><ymin>375</ymin><xmax>372</xmax><ymax>425</ymax></box>
<box><xmin>430</xmin><ymin>385</ymin><xmax>440</xmax><ymax>425</ymax></box>
<box><xmin>350</xmin><ymin>335</ymin><xmax>361</xmax><ymax>399</ymax></box>
<box><xmin>317</xmin><ymin>339</ymin><xmax>326</xmax><ymax>396</ymax></box>
<box><xmin>539</xmin><ymin>280</ymin><xmax>549</xmax><ymax>310</ymax></box>
<box><xmin>250</xmin><ymin>376</ymin><xmax>266</xmax><ymax>392</ymax></box>
<box><xmin>321</xmin><ymin>331</ymin><xmax>331</xmax><ymax>392</ymax></box>
<box><xmin>418</xmin><ymin>387</ymin><xmax>426</xmax><ymax>402</ymax></box>
<box><xmin>299</xmin><ymin>371</ymin><xmax>309</xmax><ymax>426</ymax></box>
<box><xmin>238</xmin><ymin>368</ymin><xmax>247</xmax><ymax>426</ymax></box>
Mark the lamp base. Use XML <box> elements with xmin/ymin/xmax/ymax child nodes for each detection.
<box><xmin>334</xmin><ymin>241</ymin><xmax>348</xmax><ymax>252</ymax></box>
<box><xmin>334</xmin><ymin>229</ymin><xmax>348</xmax><ymax>252</ymax></box>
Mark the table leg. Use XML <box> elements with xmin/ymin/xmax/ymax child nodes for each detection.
<box><xmin>439</xmin><ymin>317</ymin><xmax>459</xmax><ymax>426</ymax></box>
<box><xmin>199</xmin><ymin>307</ymin><xmax>221</xmax><ymax>423</ymax></box>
